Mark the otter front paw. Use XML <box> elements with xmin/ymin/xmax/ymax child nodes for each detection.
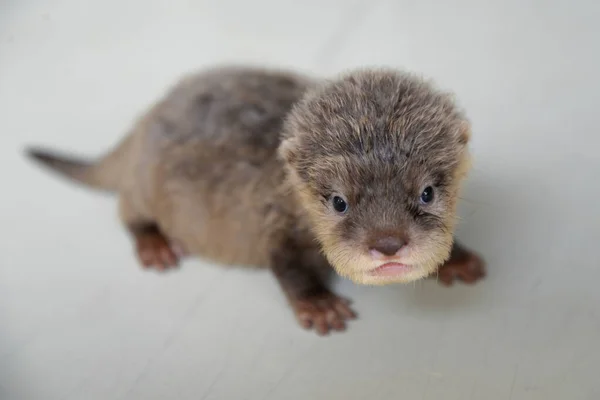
<box><xmin>291</xmin><ymin>292</ymin><xmax>357</xmax><ymax>336</ymax></box>
<box><xmin>135</xmin><ymin>232</ymin><xmax>180</xmax><ymax>271</ymax></box>
<box><xmin>436</xmin><ymin>245</ymin><xmax>485</xmax><ymax>286</ymax></box>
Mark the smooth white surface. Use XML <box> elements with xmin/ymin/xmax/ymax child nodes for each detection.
<box><xmin>1</xmin><ymin>0</ymin><xmax>599</xmax><ymax>399</ymax></box>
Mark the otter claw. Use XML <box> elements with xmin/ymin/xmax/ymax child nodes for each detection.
<box><xmin>291</xmin><ymin>292</ymin><xmax>357</xmax><ymax>336</ymax></box>
<box><xmin>437</xmin><ymin>248</ymin><xmax>485</xmax><ymax>286</ymax></box>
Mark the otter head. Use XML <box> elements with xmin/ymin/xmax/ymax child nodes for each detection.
<box><xmin>279</xmin><ymin>68</ymin><xmax>472</xmax><ymax>285</ymax></box>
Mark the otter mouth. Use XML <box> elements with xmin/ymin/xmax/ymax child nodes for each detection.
<box><xmin>369</xmin><ymin>262</ymin><xmax>413</xmax><ymax>277</ymax></box>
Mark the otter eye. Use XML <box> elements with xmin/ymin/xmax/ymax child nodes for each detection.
<box><xmin>332</xmin><ymin>196</ymin><xmax>348</xmax><ymax>213</ymax></box>
<box><xmin>420</xmin><ymin>186</ymin><xmax>434</xmax><ymax>204</ymax></box>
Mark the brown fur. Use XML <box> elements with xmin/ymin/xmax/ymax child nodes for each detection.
<box><xmin>26</xmin><ymin>65</ymin><xmax>483</xmax><ymax>335</ymax></box>
<box><xmin>280</xmin><ymin>67</ymin><xmax>472</xmax><ymax>284</ymax></box>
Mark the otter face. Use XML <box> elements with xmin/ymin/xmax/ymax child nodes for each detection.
<box><xmin>280</xmin><ymin>69</ymin><xmax>472</xmax><ymax>285</ymax></box>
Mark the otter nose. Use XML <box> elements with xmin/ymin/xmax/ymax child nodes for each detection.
<box><xmin>370</xmin><ymin>236</ymin><xmax>406</xmax><ymax>257</ymax></box>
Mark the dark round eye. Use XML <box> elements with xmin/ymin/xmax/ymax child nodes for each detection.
<box><xmin>420</xmin><ymin>186</ymin><xmax>434</xmax><ymax>204</ymax></box>
<box><xmin>332</xmin><ymin>196</ymin><xmax>348</xmax><ymax>213</ymax></box>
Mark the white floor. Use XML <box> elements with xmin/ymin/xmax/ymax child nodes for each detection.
<box><xmin>1</xmin><ymin>0</ymin><xmax>599</xmax><ymax>399</ymax></box>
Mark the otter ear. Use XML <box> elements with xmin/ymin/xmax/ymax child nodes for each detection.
<box><xmin>457</xmin><ymin>120</ymin><xmax>471</xmax><ymax>145</ymax></box>
<box><xmin>278</xmin><ymin>137</ymin><xmax>298</xmax><ymax>165</ymax></box>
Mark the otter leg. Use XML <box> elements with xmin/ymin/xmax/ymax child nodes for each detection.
<box><xmin>434</xmin><ymin>241</ymin><xmax>486</xmax><ymax>286</ymax></box>
<box><xmin>271</xmin><ymin>240</ymin><xmax>357</xmax><ymax>336</ymax></box>
<box><xmin>118</xmin><ymin>195</ymin><xmax>181</xmax><ymax>271</ymax></box>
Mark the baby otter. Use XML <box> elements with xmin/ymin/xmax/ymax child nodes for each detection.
<box><xmin>26</xmin><ymin>65</ymin><xmax>485</xmax><ymax>335</ymax></box>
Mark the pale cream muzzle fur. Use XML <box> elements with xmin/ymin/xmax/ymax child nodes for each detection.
<box><xmin>305</xmin><ymin>201</ymin><xmax>456</xmax><ymax>285</ymax></box>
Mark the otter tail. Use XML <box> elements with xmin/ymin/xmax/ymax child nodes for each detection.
<box><xmin>25</xmin><ymin>134</ymin><xmax>134</xmax><ymax>192</ymax></box>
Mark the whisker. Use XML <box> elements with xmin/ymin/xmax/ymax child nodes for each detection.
<box><xmin>458</xmin><ymin>196</ymin><xmax>490</xmax><ymax>207</ymax></box>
